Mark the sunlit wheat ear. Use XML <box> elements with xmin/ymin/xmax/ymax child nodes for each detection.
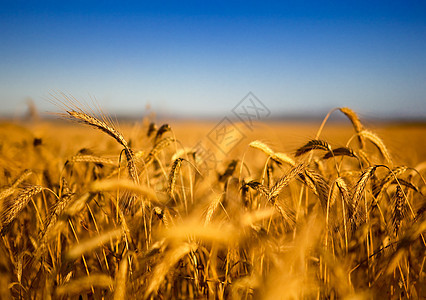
<box><xmin>302</xmin><ymin>169</ymin><xmax>330</xmax><ymax>210</ymax></box>
<box><xmin>66</xmin><ymin>110</ymin><xmax>128</xmax><ymax>148</ymax></box>
<box><xmin>90</xmin><ymin>179</ymin><xmax>160</xmax><ymax>203</ymax></box>
<box><xmin>249</xmin><ymin>140</ymin><xmax>295</xmax><ymax>166</ymax></box>
<box><xmin>249</xmin><ymin>140</ymin><xmax>274</xmax><ymax>155</ymax></box>
<box><xmin>372</xmin><ymin>166</ymin><xmax>408</xmax><ymax>199</ymax></box>
<box><xmin>329</xmin><ymin>180</ymin><xmax>340</xmax><ymax>207</ymax></box>
<box><xmin>359</xmin><ymin>130</ymin><xmax>392</xmax><ymax>164</ymax></box>
<box><xmin>153</xmin><ymin>207</ymin><xmax>175</xmax><ymax>228</ymax></box>
<box><xmin>356</xmin><ymin>149</ymin><xmax>371</xmax><ymax>167</ymax></box>
<box><xmin>335</xmin><ymin>177</ymin><xmax>351</xmax><ymax>213</ymax></box>
<box><xmin>41</xmin><ymin>193</ymin><xmax>94</xmax><ymax>243</ymax></box>
<box><xmin>295</xmin><ymin>139</ymin><xmax>331</xmax><ymax>157</ymax></box>
<box><xmin>276</xmin><ymin>201</ymin><xmax>296</xmax><ymax>228</ymax></box>
<box><xmin>123</xmin><ymin>148</ymin><xmax>138</xmax><ymax>182</ymax></box>
<box><xmin>391</xmin><ymin>178</ymin><xmax>419</xmax><ymax>194</ymax></box>
<box><xmin>273</xmin><ymin>152</ymin><xmax>296</xmax><ymax>166</ymax></box>
<box><xmin>63</xmin><ymin>110</ymin><xmax>138</xmax><ymax>183</ymax></box>
<box><xmin>339</xmin><ymin>107</ymin><xmax>365</xmax><ymax>148</ymax></box>
<box><xmin>350</xmin><ymin>166</ymin><xmax>378</xmax><ymax>223</ymax></box>
<box><xmin>171</xmin><ymin>147</ymin><xmax>196</xmax><ymax>161</ymax></box>
<box><xmin>392</xmin><ymin>185</ymin><xmax>406</xmax><ymax>235</ymax></box>
<box><xmin>154</xmin><ymin>123</ymin><xmax>171</xmax><ymax>144</ymax></box>
<box><xmin>1</xmin><ymin>185</ymin><xmax>43</xmax><ymax>235</ymax></box>
<box><xmin>70</xmin><ymin>154</ymin><xmax>116</xmax><ymax>166</ymax></box>
<box><xmin>40</xmin><ymin>178</ymin><xmax>72</xmax><ymax>233</ymax></box>
<box><xmin>268</xmin><ymin>163</ymin><xmax>306</xmax><ymax>200</ymax></box>
<box><xmin>0</xmin><ymin>169</ymin><xmax>33</xmax><ymax>202</ymax></box>
<box><xmin>162</xmin><ymin>208</ymin><xmax>174</xmax><ymax>228</ymax></box>
<box><xmin>144</xmin><ymin>137</ymin><xmax>174</xmax><ymax>166</ymax></box>
<box><xmin>245</xmin><ymin>180</ymin><xmax>269</xmax><ymax>197</ymax></box>
<box><xmin>168</xmin><ymin>158</ymin><xmax>183</xmax><ymax>197</ymax></box>
<box><xmin>0</xmin><ymin>187</ymin><xmax>15</xmax><ymax>204</ymax></box>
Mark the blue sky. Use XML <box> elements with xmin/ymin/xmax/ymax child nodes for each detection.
<box><xmin>1</xmin><ymin>1</ymin><xmax>425</xmax><ymax>118</ymax></box>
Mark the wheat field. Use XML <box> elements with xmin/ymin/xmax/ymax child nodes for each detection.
<box><xmin>0</xmin><ymin>101</ymin><xmax>425</xmax><ymax>299</ymax></box>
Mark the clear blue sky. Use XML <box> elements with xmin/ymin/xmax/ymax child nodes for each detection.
<box><xmin>1</xmin><ymin>1</ymin><xmax>425</xmax><ymax>118</ymax></box>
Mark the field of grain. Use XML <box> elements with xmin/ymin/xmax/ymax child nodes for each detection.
<box><xmin>0</xmin><ymin>104</ymin><xmax>425</xmax><ymax>299</ymax></box>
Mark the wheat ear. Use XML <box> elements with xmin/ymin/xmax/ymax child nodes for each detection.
<box><xmin>339</xmin><ymin>107</ymin><xmax>365</xmax><ymax>149</ymax></box>
<box><xmin>350</xmin><ymin>166</ymin><xmax>378</xmax><ymax>225</ymax></box>
<box><xmin>154</xmin><ymin>124</ymin><xmax>171</xmax><ymax>144</ymax></box>
<box><xmin>268</xmin><ymin>163</ymin><xmax>306</xmax><ymax>200</ymax></box>
<box><xmin>168</xmin><ymin>158</ymin><xmax>183</xmax><ymax>197</ymax></box>
<box><xmin>1</xmin><ymin>185</ymin><xmax>44</xmax><ymax>235</ymax></box>
<box><xmin>65</xmin><ymin>110</ymin><xmax>138</xmax><ymax>183</ymax></box>
<box><xmin>392</xmin><ymin>185</ymin><xmax>406</xmax><ymax>235</ymax></box>
<box><xmin>249</xmin><ymin>140</ymin><xmax>295</xmax><ymax>166</ymax></box>
<box><xmin>359</xmin><ymin>130</ymin><xmax>392</xmax><ymax>164</ymax></box>
<box><xmin>147</xmin><ymin>122</ymin><xmax>157</xmax><ymax>137</ymax></box>
<box><xmin>245</xmin><ymin>181</ymin><xmax>269</xmax><ymax>197</ymax></box>
<box><xmin>323</xmin><ymin>147</ymin><xmax>357</xmax><ymax>160</ymax></box>
<box><xmin>144</xmin><ymin>137</ymin><xmax>174</xmax><ymax>167</ymax></box>
<box><xmin>373</xmin><ymin>166</ymin><xmax>407</xmax><ymax>199</ymax></box>
<box><xmin>295</xmin><ymin>140</ymin><xmax>331</xmax><ymax>157</ymax></box>
<box><xmin>70</xmin><ymin>155</ymin><xmax>116</xmax><ymax>166</ymax></box>
<box><xmin>303</xmin><ymin>169</ymin><xmax>330</xmax><ymax>211</ymax></box>
<box><xmin>0</xmin><ymin>169</ymin><xmax>33</xmax><ymax>201</ymax></box>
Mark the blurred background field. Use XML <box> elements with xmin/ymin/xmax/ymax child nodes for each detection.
<box><xmin>2</xmin><ymin>118</ymin><xmax>425</xmax><ymax>167</ymax></box>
